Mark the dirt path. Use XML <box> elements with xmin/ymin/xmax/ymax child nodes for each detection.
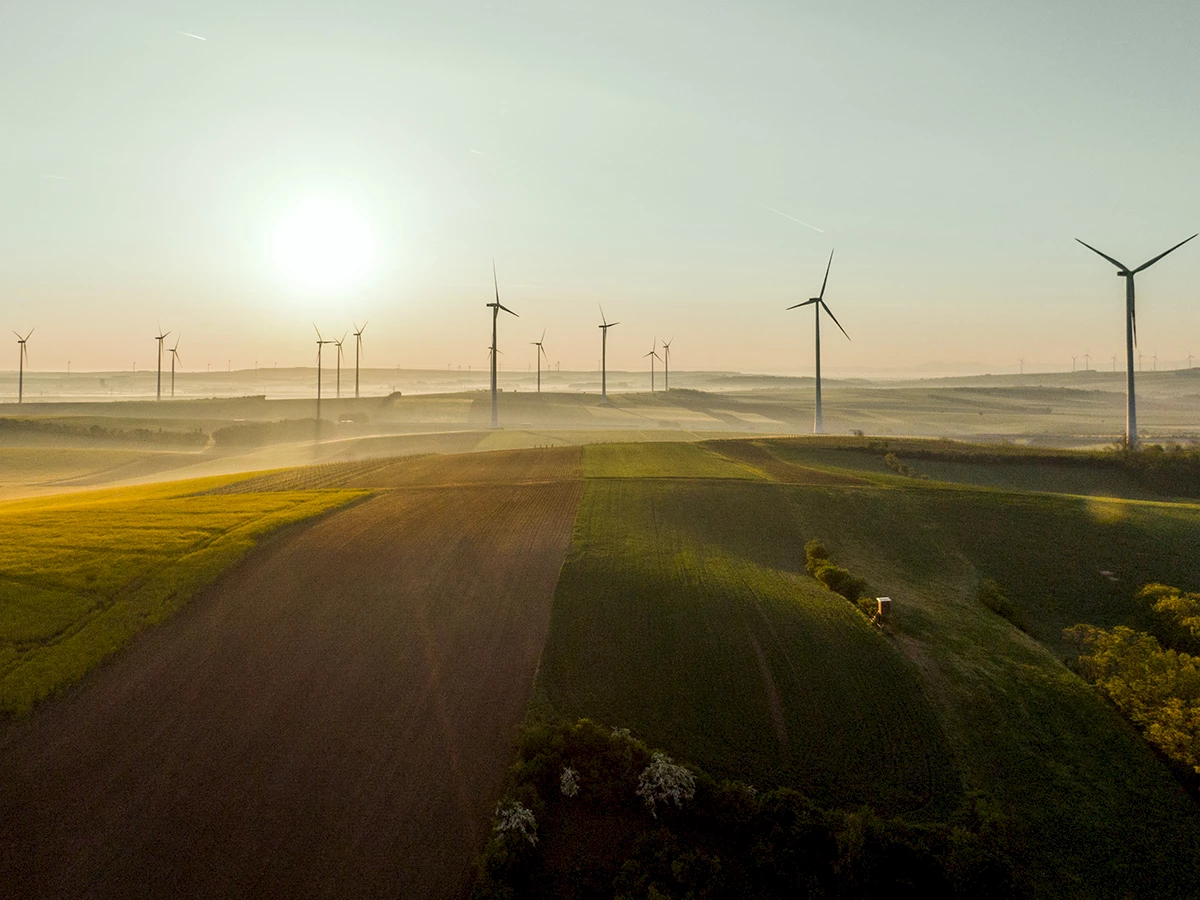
<box><xmin>0</xmin><ymin>466</ymin><xmax>581</xmax><ymax>898</ymax></box>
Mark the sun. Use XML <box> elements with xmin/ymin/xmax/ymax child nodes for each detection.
<box><xmin>269</xmin><ymin>195</ymin><xmax>378</xmax><ymax>293</ymax></box>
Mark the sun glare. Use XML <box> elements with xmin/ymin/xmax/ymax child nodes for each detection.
<box><xmin>269</xmin><ymin>196</ymin><xmax>378</xmax><ymax>293</ymax></box>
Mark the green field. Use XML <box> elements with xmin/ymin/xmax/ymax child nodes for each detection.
<box><xmin>0</xmin><ymin>478</ymin><xmax>363</xmax><ymax>715</ymax></box>
<box><xmin>527</xmin><ymin>439</ymin><xmax>1200</xmax><ymax>897</ymax></box>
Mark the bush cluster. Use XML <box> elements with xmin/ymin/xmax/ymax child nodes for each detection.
<box><xmin>472</xmin><ymin>719</ymin><xmax>1016</xmax><ymax>900</ymax></box>
<box><xmin>977</xmin><ymin>579</ymin><xmax>1028</xmax><ymax>633</ymax></box>
<box><xmin>805</xmin><ymin>540</ymin><xmax>871</xmax><ymax>610</ymax></box>
<box><xmin>1067</xmin><ymin>582</ymin><xmax>1200</xmax><ymax>790</ymax></box>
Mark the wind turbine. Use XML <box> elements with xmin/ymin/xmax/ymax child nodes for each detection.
<box><xmin>531</xmin><ymin>329</ymin><xmax>547</xmax><ymax>393</ymax></box>
<box><xmin>1071</xmin><ymin>355</ymin><xmax>1077</xmax><ymax>373</ymax></box>
<box><xmin>643</xmin><ymin>339</ymin><xmax>661</xmax><ymax>392</ymax></box>
<box><xmin>487</xmin><ymin>262</ymin><xmax>518</xmax><ymax>427</ymax></box>
<box><xmin>1189</xmin><ymin>352</ymin><xmax>1194</xmax><ymax>369</ymax></box>
<box><xmin>154</xmin><ymin>326</ymin><xmax>170</xmax><ymax>400</ymax></box>
<box><xmin>1076</xmin><ymin>233</ymin><xmax>1197</xmax><ymax>448</ymax></box>
<box><xmin>1153</xmin><ymin>353</ymin><xmax>1158</xmax><ymax>372</ymax></box>
<box><xmin>1083</xmin><ymin>350</ymin><xmax>1091</xmax><ymax>371</ymax></box>
<box><xmin>662</xmin><ymin>338</ymin><xmax>673</xmax><ymax>391</ymax></box>
<box><xmin>598</xmin><ymin>306</ymin><xmax>619</xmax><ymax>405</ymax></box>
<box><xmin>170</xmin><ymin>335</ymin><xmax>182</xmax><ymax>397</ymax></box>
<box><xmin>787</xmin><ymin>249</ymin><xmax>849</xmax><ymax>434</ymax></box>
<box><xmin>314</xmin><ymin>325</ymin><xmax>334</xmax><ymax>421</ymax></box>
<box><xmin>1018</xmin><ymin>357</ymin><xmax>1024</xmax><ymax>375</ymax></box>
<box><xmin>334</xmin><ymin>332</ymin><xmax>347</xmax><ymax>399</ymax></box>
<box><xmin>14</xmin><ymin>329</ymin><xmax>32</xmax><ymax>403</ymax></box>
<box><xmin>353</xmin><ymin>322</ymin><xmax>367</xmax><ymax>398</ymax></box>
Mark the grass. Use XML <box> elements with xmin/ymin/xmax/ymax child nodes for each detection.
<box><xmin>581</xmin><ymin>442</ymin><xmax>766</xmax><ymax>480</ymax></box>
<box><xmin>0</xmin><ymin>478</ymin><xmax>364</xmax><ymax>716</ymax></box>
<box><xmin>533</xmin><ymin>478</ymin><xmax>958</xmax><ymax>817</ymax></box>
<box><xmin>529</xmin><ymin>439</ymin><xmax>1200</xmax><ymax>898</ymax></box>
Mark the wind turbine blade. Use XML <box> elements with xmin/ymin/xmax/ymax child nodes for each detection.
<box><xmin>818</xmin><ymin>249</ymin><xmax>834</xmax><ymax>300</ymax></box>
<box><xmin>493</xmin><ymin>260</ymin><xmax>501</xmax><ymax>305</ymax></box>
<box><xmin>499</xmin><ymin>303</ymin><xmax>519</xmax><ymax>317</ymax></box>
<box><xmin>540</xmin><ymin>344</ymin><xmax>548</xmax><ymax>360</ymax></box>
<box><xmin>1132</xmin><ymin>233</ymin><xmax>1199</xmax><ymax>273</ymax></box>
<box><xmin>173</xmin><ymin>335</ymin><xmax>181</xmax><ymax>351</ymax></box>
<box><xmin>821</xmin><ymin>300</ymin><xmax>851</xmax><ymax>340</ymax></box>
<box><xmin>787</xmin><ymin>299</ymin><xmax>818</xmax><ymax>310</ymax></box>
<box><xmin>599</xmin><ymin>304</ymin><xmax>607</xmax><ymax>326</ymax></box>
<box><xmin>314</xmin><ymin>323</ymin><xmax>323</xmax><ymax>340</ymax></box>
<box><xmin>1132</xmin><ymin>304</ymin><xmax>1137</xmax><ymax>347</ymax></box>
<box><xmin>1075</xmin><ymin>239</ymin><xmax>1128</xmax><ymax>271</ymax></box>
<box><xmin>540</xmin><ymin>327</ymin><xmax>546</xmax><ymax>343</ymax></box>
<box><xmin>25</xmin><ymin>328</ymin><xmax>33</xmax><ymax>341</ymax></box>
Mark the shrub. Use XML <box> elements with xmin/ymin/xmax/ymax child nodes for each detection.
<box><xmin>1066</xmin><ymin>623</ymin><xmax>1200</xmax><ymax>780</ymax></box>
<box><xmin>978</xmin><ymin>579</ymin><xmax>1028</xmax><ymax>633</ymax></box>
<box><xmin>636</xmin><ymin>752</ymin><xmax>697</xmax><ymax>818</ymax></box>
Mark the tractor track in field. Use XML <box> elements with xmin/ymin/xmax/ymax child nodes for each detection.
<box><xmin>0</xmin><ymin>448</ymin><xmax>583</xmax><ymax>899</ymax></box>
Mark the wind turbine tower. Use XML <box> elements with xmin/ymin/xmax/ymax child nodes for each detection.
<box><xmin>598</xmin><ymin>306</ymin><xmax>619</xmax><ymax>405</ymax></box>
<box><xmin>787</xmin><ymin>250</ymin><xmax>849</xmax><ymax>434</ymax></box>
<box><xmin>155</xmin><ymin>327</ymin><xmax>170</xmax><ymax>400</ymax></box>
<box><xmin>1077</xmin><ymin>234</ymin><xmax>1197</xmax><ymax>449</ymax></box>
<box><xmin>643</xmin><ymin>339</ymin><xmax>661</xmax><ymax>391</ymax></box>
<box><xmin>662</xmin><ymin>338</ymin><xmax>673</xmax><ymax>391</ymax></box>
<box><xmin>314</xmin><ymin>325</ymin><xmax>334</xmax><ymax>421</ymax></box>
<box><xmin>14</xmin><ymin>329</ymin><xmax>32</xmax><ymax>404</ymax></box>
<box><xmin>487</xmin><ymin>262</ymin><xmax>519</xmax><ymax>427</ymax></box>
<box><xmin>531</xmin><ymin>329</ymin><xmax>547</xmax><ymax>393</ymax></box>
<box><xmin>170</xmin><ymin>336</ymin><xmax>182</xmax><ymax>397</ymax></box>
<box><xmin>353</xmin><ymin>322</ymin><xmax>367</xmax><ymax>398</ymax></box>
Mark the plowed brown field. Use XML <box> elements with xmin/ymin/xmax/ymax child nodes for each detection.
<box><xmin>0</xmin><ymin>450</ymin><xmax>582</xmax><ymax>899</ymax></box>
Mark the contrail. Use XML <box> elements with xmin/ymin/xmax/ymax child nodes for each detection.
<box><xmin>469</xmin><ymin>149</ymin><xmax>484</xmax><ymax>156</ymax></box>
<box><xmin>42</xmin><ymin>174</ymin><xmax>68</xmax><ymax>180</ymax></box>
<box><xmin>177</xmin><ymin>31</ymin><xmax>207</xmax><ymax>41</ymax></box>
<box><xmin>756</xmin><ymin>201</ymin><xmax>825</xmax><ymax>234</ymax></box>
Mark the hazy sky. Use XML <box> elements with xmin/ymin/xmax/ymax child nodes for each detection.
<box><xmin>3</xmin><ymin>0</ymin><xmax>1198</xmax><ymax>375</ymax></box>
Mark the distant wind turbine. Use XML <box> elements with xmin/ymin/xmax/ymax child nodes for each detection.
<box><xmin>334</xmin><ymin>332</ymin><xmax>347</xmax><ymax>399</ymax></box>
<box><xmin>531</xmin><ymin>329</ymin><xmax>547</xmax><ymax>393</ymax></box>
<box><xmin>643</xmin><ymin>339</ymin><xmax>661</xmax><ymax>392</ymax></box>
<box><xmin>314</xmin><ymin>325</ymin><xmax>334</xmax><ymax>421</ymax></box>
<box><xmin>1071</xmin><ymin>355</ymin><xmax>1077</xmax><ymax>373</ymax></box>
<box><xmin>353</xmin><ymin>322</ymin><xmax>367</xmax><ymax>398</ymax></box>
<box><xmin>598</xmin><ymin>306</ymin><xmax>619</xmax><ymax>405</ymax></box>
<box><xmin>662</xmin><ymin>338</ymin><xmax>673</xmax><ymax>391</ymax></box>
<box><xmin>1153</xmin><ymin>353</ymin><xmax>1158</xmax><ymax>372</ymax></box>
<box><xmin>488</xmin><ymin>262</ymin><xmax>518</xmax><ymax>427</ymax></box>
<box><xmin>1076</xmin><ymin>233</ymin><xmax>1198</xmax><ymax>448</ymax></box>
<box><xmin>1018</xmin><ymin>357</ymin><xmax>1024</xmax><ymax>375</ymax></box>
<box><xmin>787</xmin><ymin>250</ymin><xmax>849</xmax><ymax>434</ymax></box>
<box><xmin>155</xmin><ymin>327</ymin><xmax>170</xmax><ymax>400</ymax></box>
<box><xmin>14</xmin><ymin>329</ymin><xmax>32</xmax><ymax>403</ymax></box>
<box><xmin>1083</xmin><ymin>350</ymin><xmax>1091</xmax><ymax>371</ymax></box>
<box><xmin>169</xmin><ymin>336</ymin><xmax>182</xmax><ymax>397</ymax></box>
<box><xmin>1189</xmin><ymin>352</ymin><xmax>1195</xmax><ymax>369</ymax></box>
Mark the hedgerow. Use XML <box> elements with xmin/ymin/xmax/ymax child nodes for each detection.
<box><xmin>471</xmin><ymin>719</ymin><xmax>1016</xmax><ymax>899</ymax></box>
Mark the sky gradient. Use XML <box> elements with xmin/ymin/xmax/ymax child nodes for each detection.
<box><xmin>2</xmin><ymin>0</ymin><xmax>1198</xmax><ymax>375</ymax></box>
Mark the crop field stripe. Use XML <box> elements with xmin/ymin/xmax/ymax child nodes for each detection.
<box><xmin>533</xmin><ymin>475</ymin><xmax>958</xmax><ymax>815</ymax></box>
<box><xmin>0</xmin><ymin>478</ymin><xmax>583</xmax><ymax>899</ymax></box>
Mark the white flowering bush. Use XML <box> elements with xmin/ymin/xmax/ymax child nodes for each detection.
<box><xmin>560</xmin><ymin>765</ymin><xmax>580</xmax><ymax>798</ymax></box>
<box><xmin>635</xmin><ymin>751</ymin><xmax>696</xmax><ymax>817</ymax></box>
<box><xmin>493</xmin><ymin>799</ymin><xmax>538</xmax><ymax>846</ymax></box>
